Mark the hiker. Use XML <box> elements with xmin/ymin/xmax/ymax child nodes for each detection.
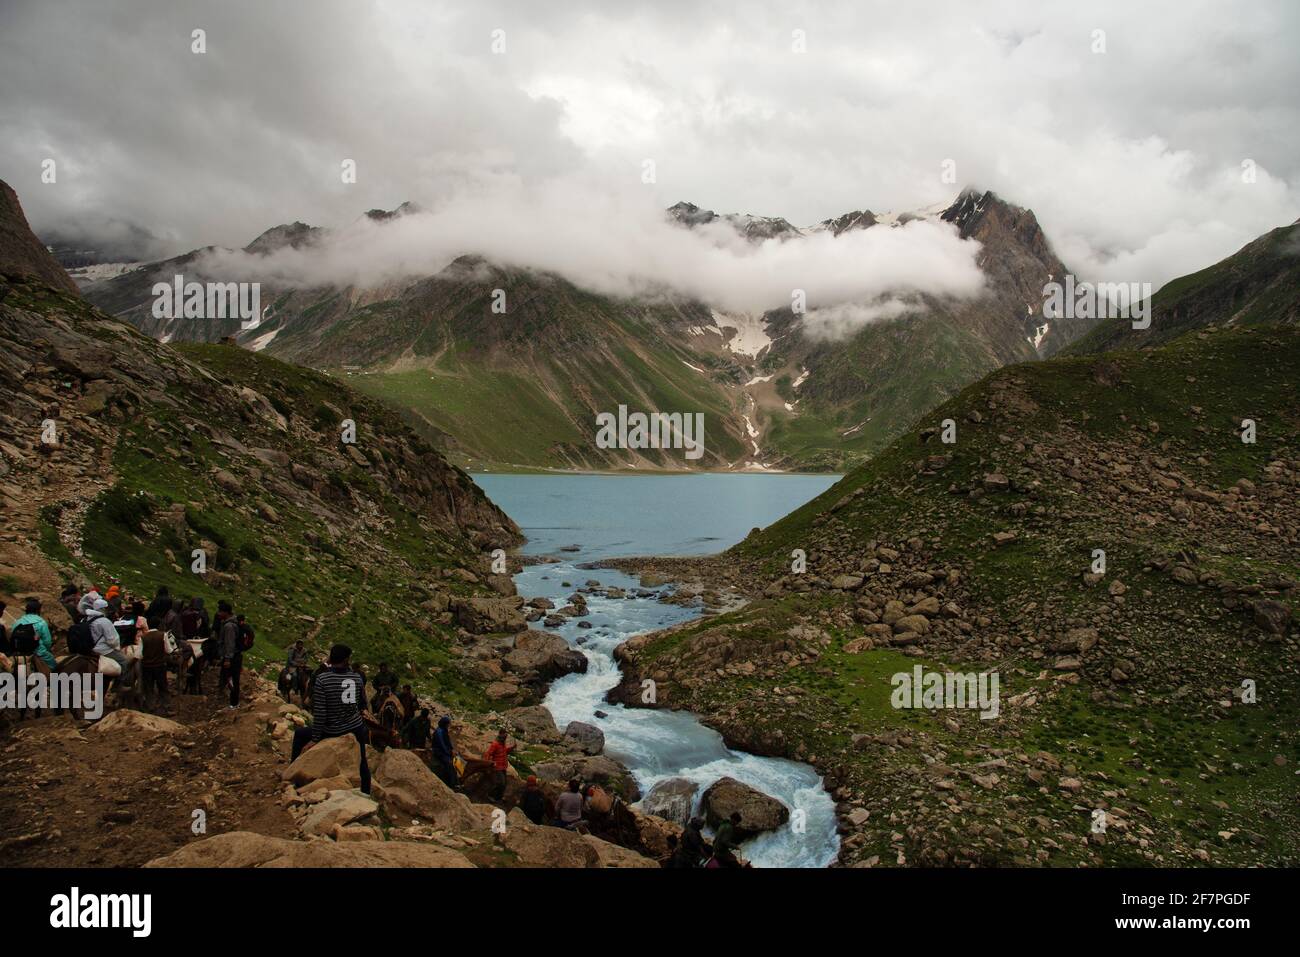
<box><xmin>85</xmin><ymin>598</ymin><xmax>125</xmax><ymax>677</ymax></box>
<box><xmin>677</xmin><ymin>817</ymin><xmax>709</xmax><ymax>867</ymax></box>
<box><xmin>373</xmin><ymin>662</ymin><xmax>396</xmax><ymax>694</ymax></box>
<box><xmin>160</xmin><ymin>597</ymin><xmax>183</xmax><ymax>641</ymax></box>
<box><xmin>139</xmin><ymin>615</ymin><xmax>171</xmax><ymax>715</ymax></box>
<box><xmin>484</xmin><ymin>729</ymin><xmax>515</xmax><ymax>801</ymax></box>
<box><xmin>398</xmin><ymin>684</ymin><xmax>418</xmax><ymax>723</ymax></box>
<box><xmin>403</xmin><ymin>707</ymin><xmax>432</xmax><ymax>750</ymax></box>
<box><xmin>710</xmin><ymin>812</ymin><xmax>745</xmax><ymax>868</ymax></box>
<box><xmin>60</xmin><ymin>585</ymin><xmax>83</xmax><ymax>625</ymax></box>
<box><xmin>76</xmin><ymin>587</ymin><xmax>102</xmax><ymax>619</ymax></box>
<box><xmin>0</xmin><ymin>601</ymin><xmax>8</xmax><ymax>655</ymax></box>
<box><xmin>432</xmin><ymin>715</ymin><xmax>458</xmax><ymax>789</ymax></box>
<box><xmin>181</xmin><ymin>596</ymin><xmax>210</xmax><ymax>642</ymax></box>
<box><xmin>291</xmin><ymin>643</ymin><xmax>371</xmax><ymax>794</ymax></box>
<box><xmin>181</xmin><ymin>597</ymin><xmax>211</xmax><ymax>692</ymax></box>
<box><xmin>144</xmin><ymin>586</ymin><xmax>171</xmax><ymax>623</ymax></box>
<box><xmin>554</xmin><ymin>778</ymin><xmax>585</xmax><ymax>830</ymax></box>
<box><xmin>521</xmin><ymin>775</ymin><xmax>547</xmax><ymax>825</ymax></box>
<box><xmin>12</xmin><ymin>598</ymin><xmax>56</xmax><ymax>671</ymax></box>
<box><xmin>584</xmin><ymin>783</ymin><xmax>613</xmax><ymax>816</ymax></box>
<box><xmin>287</xmin><ymin>640</ymin><xmax>309</xmax><ymax>671</ymax></box>
<box><xmin>217</xmin><ymin>600</ymin><xmax>241</xmax><ymax>708</ymax></box>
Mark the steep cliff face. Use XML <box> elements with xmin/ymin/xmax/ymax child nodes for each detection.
<box><xmin>0</xmin><ymin>180</ymin><xmax>81</xmax><ymax>295</ymax></box>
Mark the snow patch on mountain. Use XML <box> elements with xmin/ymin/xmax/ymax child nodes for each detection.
<box><xmin>711</xmin><ymin>309</ymin><xmax>772</xmax><ymax>358</ymax></box>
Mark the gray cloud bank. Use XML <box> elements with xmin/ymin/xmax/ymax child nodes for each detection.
<box><xmin>2</xmin><ymin>0</ymin><xmax>1297</xmax><ymax>311</ymax></box>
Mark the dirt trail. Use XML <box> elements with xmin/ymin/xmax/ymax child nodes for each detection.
<box><xmin>0</xmin><ymin>676</ymin><xmax>298</xmax><ymax>867</ymax></box>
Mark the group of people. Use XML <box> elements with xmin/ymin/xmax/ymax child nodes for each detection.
<box><xmin>0</xmin><ymin>582</ymin><xmax>253</xmax><ymax>716</ymax></box>
<box><xmin>6</xmin><ymin>584</ymin><xmax>751</xmax><ymax>867</ymax></box>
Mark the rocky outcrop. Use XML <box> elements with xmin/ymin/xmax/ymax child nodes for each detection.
<box><xmin>90</xmin><ymin>709</ymin><xmax>184</xmax><ymax>737</ymax></box>
<box><xmin>371</xmin><ymin>747</ymin><xmax>484</xmax><ymax>830</ymax></box>
<box><xmin>701</xmin><ymin>777</ymin><xmax>789</xmax><ymax>836</ymax></box>
<box><xmin>0</xmin><ymin>180</ymin><xmax>80</xmax><ymax>294</ymax></box>
<box><xmin>640</xmin><ymin>777</ymin><xmax>698</xmax><ymax>826</ymax></box>
<box><xmin>562</xmin><ymin>721</ymin><xmax>604</xmax><ymax>755</ymax></box>
<box><xmin>281</xmin><ymin>735</ymin><xmax>367</xmax><ymax>789</ymax></box>
<box><xmin>145</xmin><ymin>831</ymin><xmax>474</xmax><ymax>868</ymax></box>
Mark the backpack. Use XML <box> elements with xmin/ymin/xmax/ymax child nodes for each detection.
<box><xmin>67</xmin><ymin>619</ymin><xmax>96</xmax><ymax>656</ymax></box>
<box><xmin>237</xmin><ymin>622</ymin><xmax>255</xmax><ymax>652</ymax></box>
<box><xmin>180</xmin><ymin>608</ymin><xmax>200</xmax><ymax>639</ymax></box>
<box><xmin>114</xmin><ymin>618</ymin><xmax>138</xmax><ymax>647</ymax></box>
<box><xmin>11</xmin><ymin>622</ymin><xmax>38</xmax><ymax>655</ymax></box>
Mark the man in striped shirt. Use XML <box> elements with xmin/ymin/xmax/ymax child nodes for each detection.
<box><xmin>290</xmin><ymin>643</ymin><xmax>370</xmax><ymax>794</ymax></box>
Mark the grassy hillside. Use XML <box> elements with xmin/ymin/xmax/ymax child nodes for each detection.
<box><xmin>3</xmin><ymin>273</ymin><xmax>522</xmax><ymax>714</ymax></box>
<box><xmin>619</xmin><ymin>324</ymin><xmax>1300</xmax><ymax>866</ymax></box>
<box><xmin>1067</xmin><ymin>221</ymin><xmax>1300</xmax><ymax>355</ymax></box>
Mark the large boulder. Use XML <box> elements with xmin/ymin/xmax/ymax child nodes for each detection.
<box><xmin>701</xmin><ymin>777</ymin><xmax>789</xmax><ymax>837</ymax></box>
<box><xmin>563</xmin><ymin>721</ymin><xmax>605</xmax><ymax>756</ymax></box>
<box><xmin>532</xmin><ymin>754</ymin><xmax>641</xmax><ymax>802</ymax></box>
<box><xmin>582</xmin><ymin>834</ymin><xmax>659</xmax><ymax>868</ymax></box>
<box><xmin>503</xmin><ymin>705</ymin><xmax>563</xmax><ymax>745</ymax></box>
<box><xmin>504</xmin><ymin>631</ymin><xmax>587</xmax><ymax>680</ymax></box>
<box><xmin>640</xmin><ymin>777</ymin><xmax>698</xmax><ymax>826</ymax></box>
<box><xmin>372</xmin><ymin>747</ymin><xmax>484</xmax><ymax>830</ymax></box>
<box><xmin>453</xmin><ymin>595</ymin><xmax>527</xmax><ymax>635</ymax></box>
<box><xmin>1252</xmin><ymin>598</ymin><xmax>1292</xmax><ymax>636</ymax></box>
<box><xmin>281</xmin><ymin>734</ymin><xmax>365</xmax><ymax>788</ymax></box>
<box><xmin>90</xmin><ymin>709</ymin><xmax>184</xmax><ymax>737</ymax></box>
<box><xmin>498</xmin><ymin>808</ymin><xmax>599</xmax><ymax>867</ymax></box>
<box><xmin>299</xmin><ymin>789</ymin><xmax>381</xmax><ymax>837</ymax></box>
<box><xmin>626</xmin><ymin>804</ymin><xmax>682</xmax><ymax>860</ymax></box>
<box><xmin>145</xmin><ymin>831</ymin><xmax>473</xmax><ymax>868</ymax></box>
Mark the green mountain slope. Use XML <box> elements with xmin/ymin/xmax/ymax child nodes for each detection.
<box><xmin>0</xmin><ymin>176</ymin><xmax>538</xmax><ymax>712</ymax></box>
<box><xmin>616</xmin><ymin>323</ymin><xmax>1299</xmax><ymax>866</ymax></box>
<box><xmin>1067</xmin><ymin>220</ymin><xmax>1300</xmax><ymax>355</ymax></box>
<box><xmin>82</xmin><ymin>191</ymin><xmax>1083</xmax><ymax>472</ymax></box>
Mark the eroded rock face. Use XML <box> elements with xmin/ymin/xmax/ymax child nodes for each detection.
<box><xmin>144</xmin><ymin>831</ymin><xmax>474</xmax><ymax>868</ymax></box>
<box><xmin>701</xmin><ymin>776</ymin><xmax>789</xmax><ymax>836</ymax></box>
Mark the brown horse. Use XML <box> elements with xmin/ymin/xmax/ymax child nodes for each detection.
<box><xmin>362</xmin><ymin>714</ymin><xmax>400</xmax><ymax>751</ymax></box>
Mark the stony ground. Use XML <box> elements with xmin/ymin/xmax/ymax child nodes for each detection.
<box><xmin>608</xmin><ymin>327</ymin><xmax>1300</xmax><ymax>868</ymax></box>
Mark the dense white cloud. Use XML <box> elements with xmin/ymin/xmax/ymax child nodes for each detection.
<box><xmin>1</xmin><ymin>0</ymin><xmax>1296</xmax><ymax>296</ymax></box>
<box><xmin>192</xmin><ymin>180</ymin><xmax>986</xmax><ymax>315</ymax></box>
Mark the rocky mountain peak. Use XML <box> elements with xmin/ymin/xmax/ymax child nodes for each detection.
<box><xmin>244</xmin><ymin>221</ymin><xmax>322</xmax><ymax>256</ymax></box>
<box><xmin>666</xmin><ymin>201</ymin><xmax>718</xmax><ymax>227</ymax></box>
<box><xmin>0</xmin><ymin>179</ymin><xmax>81</xmax><ymax>295</ymax></box>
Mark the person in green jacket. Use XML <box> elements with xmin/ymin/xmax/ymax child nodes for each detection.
<box><xmin>13</xmin><ymin>598</ymin><xmax>57</xmax><ymax>670</ymax></box>
<box><xmin>711</xmin><ymin>811</ymin><xmax>745</xmax><ymax>866</ymax></box>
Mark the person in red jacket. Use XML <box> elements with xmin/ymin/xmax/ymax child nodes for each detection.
<box><xmin>484</xmin><ymin>729</ymin><xmax>515</xmax><ymax>801</ymax></box>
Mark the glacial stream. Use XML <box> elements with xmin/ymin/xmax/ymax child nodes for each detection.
<box><xmin>474</xmin><ymin>473</ymin><xmax>842</xmax><ymax>868</ymax></box>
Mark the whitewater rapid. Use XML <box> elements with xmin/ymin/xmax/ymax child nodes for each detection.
<box><xmin>518</xmin><ymin>561</ymin><xmax>841</xmax><ymax>868</ymax></box>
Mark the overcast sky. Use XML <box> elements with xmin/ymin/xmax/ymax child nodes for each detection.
<box><xmin>2</xmin><ymin>0</ymin><xmax>1297</xmax><ymax>299</ymax></box>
